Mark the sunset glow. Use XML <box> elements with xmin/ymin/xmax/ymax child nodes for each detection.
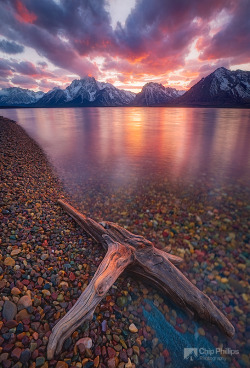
<box><xmin>0</xmin><ymin>0</ymin><xmax>249</xmax><ymax>92</ymax></box>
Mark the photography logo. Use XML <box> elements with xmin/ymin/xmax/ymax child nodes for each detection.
<box><xmin>184</xmin><ymin>348</ymin><xmax>198</xmax><ymax>361</ymax></box>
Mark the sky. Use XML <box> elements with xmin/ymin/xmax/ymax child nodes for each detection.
<box><xmin>0</xmin><ymin>0</ymin><xmax>249</xmax><ymax>93</ymax></box>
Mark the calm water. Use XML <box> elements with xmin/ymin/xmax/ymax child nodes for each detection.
<box><xmin>1</xmin><ymin>107</ymin><xmax>250</xmax><ymax>367</ymax></box>
<box><xmin>1</xmin><ymin>107</ymin><xmax>250</xmax><ymax>222</ymax></box>
<box><xmin>1</xmin><ymin>107</ymin><xmax>250</xmax><ymax>187</ymax></box>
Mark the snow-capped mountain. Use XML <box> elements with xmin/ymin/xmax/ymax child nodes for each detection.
<box><xmin>133</xmin><ymin>82</ymin><xmax>185</xmax><ymax>106</ymax></box>
<box><xmin>0</xmin><ymin>68</ymin><xmax>249</xmax><ymax>108</ymax></box>
<box><xmin>178</xmin><ymin>67</ymin><xmax>250</xmax><ymax>106</ymax></box>
<box><xmin>0</xmin><ymin>87</ymin><xmax>44</xmax><ymax>106</ymax></box>
<box><xmin>36</xmin><ymin>77</ymin><xmax>135</xmax><ymax>107</ymax></box>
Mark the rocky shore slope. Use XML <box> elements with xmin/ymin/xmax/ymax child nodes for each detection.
<box><xmin>0</xmin><ymin>117</ymin><xmax>167</xmax><ymax>368</ymax></box>
<box><xmin>0</xmin><ymin>116</ymin><xmax>248</xmax><ymax>368</ymax></box>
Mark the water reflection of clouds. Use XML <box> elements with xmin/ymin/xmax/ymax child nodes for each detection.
<box><xmin>1</xmin><ymin>107</ymin><xmax>250</xmax><ymax>187</ymax></box>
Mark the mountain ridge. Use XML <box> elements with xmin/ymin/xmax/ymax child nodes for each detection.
<box><xmin>0</xmin><ymin>87</ymin><xmax>44</xmax><ymax>106</ymax></box>
<box><xmin>133</xmin><ymin>82</ymin><xmax>185</xmax><ymax>106</ymax></box>
<box><xmin>34</xmin><ymin>76</ymin><xmax>136</xmax><ymax>107</ymax></box>
<box><xmin>0</xmin><ymin>68</ymin><xmax>249</xmax><ymax>108</ymax></box>
<box><xmin>177</xmin><ymin>67</ymin><xmax>250</xmax><ymax>106</ymax></box>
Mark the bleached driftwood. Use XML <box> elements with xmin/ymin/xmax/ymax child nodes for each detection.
<box><xmin>47</xmin><ymin>199</ymin><xmax>234</xmax><ymax>359</ymax></box>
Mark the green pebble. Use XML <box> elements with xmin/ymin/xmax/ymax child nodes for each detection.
<box><xmin>57</xmin><ymin>294</ymin><xmax>64</xmax><ymax>302</ymax></box>
<box><xmin>117</xmin><ymin>296</ymin><xmax>128</xmax><ymax>307</ymax></box>
<box><xmin>36</xmin><ymin>357</ymin><xmax>45</xmax><ymax>367</ymax></box>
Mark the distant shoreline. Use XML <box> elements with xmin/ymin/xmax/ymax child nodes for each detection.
<box><xmin>1</xmin><ymin>104</ymin><xmax>250</xmax><ymax>109</ymax></box>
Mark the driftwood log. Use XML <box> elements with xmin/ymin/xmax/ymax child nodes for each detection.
<box><xmin>47</xmin><ymin>199</ymin><xmax>235</xmax><ymax>359</ymax></box>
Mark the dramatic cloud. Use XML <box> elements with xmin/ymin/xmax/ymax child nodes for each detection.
<box><xmin>199</xmin><ymin>0</ymin><xmax>250</xmax><ymax>64</ymax></box>
<box><xmin>0</xmin><ymin>58</ymin><xmax>14</xmax><ymax>78</ymax></box>
<box><xmin>11</xmin><ymin>60</ymin><xmax>56</xmax><ymax>78</ymax></box>
<box><xmin>11</xmin><ymin>74</ymin><xmax>37</xmax><ymax>89</ymax></box>
<box><xmin>0</xmin><ymin>0</ymin><xmax>101</xmax><ymax>77</ymax></box>
<box><xmin>0</xmin><ymin>39</ymin><xmax>24</xmax><ymax>54</ymax></box>
<box><xmin>0</xmin><ymin>58</ymin><xmax>56</xmax><ymax>78</ymax></box>
<box><xmin>0</xmin><ymin>0</ymin><xmax>249</xmax><ymax>91</ymax></box>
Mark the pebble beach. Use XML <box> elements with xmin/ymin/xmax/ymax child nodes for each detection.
<box><xmin>0</xmin><ymin>116</ymin><xmax>249</xmax><ymax>368</ymax></box>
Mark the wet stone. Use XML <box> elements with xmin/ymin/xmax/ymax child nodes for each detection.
<box><xmin>120</xmin><ymin>350</ymin><xmax>128</xmax><ymax>363</ymax></box>
<box><xmin>5</xmin><ymin>320</ymin><xmax>18</xmax><ymax>329</ymax></box>
<box><xmin>55</xmin><ymin>361</ymin><xmax>68</xmax><ymax>368</ymax></box>
<box><xmin>11</xmin><ymin>348</ymin><xmax>22</xmax><ymax>361</ymax></box>
<box><xmin>2</xmin><ymin>360</ymin><xmax>12</xmax><ymax>368</ymax></box>
<box><xmin>101</xmin><ymin>320</ymin><xmax>107</xmax><ymax>332</ymax></box>
<box><xmin>18</xmin><ymin>295</ymin><xmax>32</xmax><ymax>310</ymax></box>
<box><xmin>0</xmin><ymin>353</ymin><xmax>9</xmax><ymax>363</ymax></box>
<box><xmin>2</xmin><ymin>301</ymin><xmax>17</xmax><ymax>321</ymax></box>
<box><xmin>16</xmin><ymin>309</ymin><xmax>30</xmax><ymax>322</ymax></box>
<box><xmin>107</xmin><ymin>358</ymin><xmax>116</xmax><ymax>368</ymax></box>
<box><xmin>20</xmin><ymin>349</ymin><xmax>31</xmax><ymax>364</ymax></box>
<box><xmin>117</xmin><ymin>296</ymin><xmax>128</xmax><ymax>308</ymax></box>
<box><xmin>4</xmin><ymin>257</ymin><xmax>15</xmax><ymax>267</ymax></box>
<box><xmin>129</xmin><ymin>323</ymin><xmax>138</xmax><ymax>333</ymax></box>
<box><xmin>76</xmin><ymin>337</ymin><xmax>92</xmax><ymax>349</ymax></box>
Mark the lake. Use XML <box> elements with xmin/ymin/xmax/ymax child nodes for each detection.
<box><xmin>1</xmin><ymin>107</ymin><xmax>249</xmax><ymax>367</ymax></box>
<box><xmin>1</xmin><ymin>107</ymin><xmax>250</xmax><ymax>221</ymax></box>
<box><xmin>2</xmin><ymin>107</ymin><xmax>250</xmax><ymax>188</ymax></box>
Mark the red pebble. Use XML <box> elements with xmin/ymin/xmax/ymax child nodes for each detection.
<box><xmin>162</xmin><ymin>349</ymin><xmax>170</xmax><ymax>358</ymax></box>
<box><xmin>11</xmin><ymin>347</ymin><xmax>22</xmax><ymax>361</ymax></box>
<box><xmin>162</xmin><ymin>230</ymin><xmax>168</xmax><ymax>237</ymax></box>
<box><xmin>175</xmin><ymin>326</ymin><xmax>184</xmax><ymax>333</ymax></box>
<box><xmin>176</xmin><ymin>318</ymin><xmax>184</xmax><ymax>324</ymax></box>
<box><xmin>232</xmin><ymin>359</ymin><xmax>241</xmax><ymax>368</ymax></box>
<box><xmin>3</xmin><ymin>344</ymin><xmax>14</xmax><ymax>353</ymax></box>
<box><xmin>101</xmin><ymin>346</ymin><xmax>107</xmax><ymax>357</ymax></box>
<box><xmin>95</xmin><ymin>346</ymin><xmax>101</xmax><ymax>356</ymax></box>
<box><xmin>69</xmin><ymin>272</ymin><xmax>76</xmax><ymax>281</ymax></box>
<box><xmin>107</xmin><ymin>347</ymin><xmax>116</xmax><ymax>359</ymax></box>
<box><xmin>51</xmin><ymin>293</ymin><xmax>58</xmax><ymax>300</ymax></box>
<box><xmin>32</xmin><ymin>349</ymin><xmax>38</xmax><ymax>359</ymax></box>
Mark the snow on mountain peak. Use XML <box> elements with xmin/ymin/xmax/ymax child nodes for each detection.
<box><xmin>178</xmin><ymin>67</ymin><xmax>250</xmax><ymax>105</ymax></box>
<box><xmin>36</xmin><ymin>76</ymin><xmax>135</xmax><ymax>106</ymax></box>
<box><xmin>0</xmin><ymin>87</ymin><xmax>44</xmax><ymax>105</ymax></box>
<box><xmin>1</xmin><ymin>68</ymin><xmax>249</xmax><ymax>107</ymax></box>
<box><xmin>134</xmin><ymin>82</ymin><xmax>184</xmax><ymax>105</ymax></box>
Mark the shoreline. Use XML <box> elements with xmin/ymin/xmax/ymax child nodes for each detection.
<box><xmin>1</xmin><ymin>105</ymin><xmax>250</xmax><ymax>109</ymax></box>
<box><xmin>0</xmin><ymin>116</ymin><xmax>248</xmax><ymax>368</ymax></box>
<box><xmin>0</xmin><ymin>116</ymin><xmax>105</xmax><ymax>367</ymax></box>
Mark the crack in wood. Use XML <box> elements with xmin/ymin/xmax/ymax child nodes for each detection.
<box><xmin>47</xmin><ymin>199</ymin><xmax>235</xmax><ymax>359</ymax></box>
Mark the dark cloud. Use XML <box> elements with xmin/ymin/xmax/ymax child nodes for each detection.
<box><xmin>0</xmin><ymin>58</ymin><xmax>56</xmax><ymax>79</ymax></box>
<box><xmin>186</xmin><ymin>60</ymin><xmax>231</xmax><ymax>87</ymax></box>
<box><xmin>11</xmin><ymin>74</ymin><xmax>37</xmax><ymax>88</ymax></box>
<box><xmin>0</xmin><ymin>76</ymin><xmax>11</xmax><ymax>89</ymax></box>
<box><xmin>38</xmin><ymin>78</ymin><xmax>60</xmax><ymax>90</ymax></box>
<box><xmin>114</xmin><ymin>0</ymin><xmax>233</xmax><ymax>58</ymax></box>
<box><xmin>0</xmin><ymin>39</ymin><xmax>24</xmax><ymax>54</ymax></box>
<box><xmin>0</xmin><ymin>0</ymin><xmax>249</xmax><ymax>89</ymax></box>
<box><xmin>0</xmin><ymin>0</ymin><xmax>101</xmax><ymax>76</ymax></box>
<box><xmin>0</xmin><ymin>58</ymin><xmax>14</xmax><ymax>78</ymax></box>
<box><xmin>22</xmin><ymin>0</ymin><xmax>114</xmax><ymax>55</ymax></box>
<box><xmin>199</xmin><ymin>0</ymin><xmax>250</xmax><ymax>64</ymax></box>
<box><xmin>0</xmin><ymin>57</ymin><xmax>72</xmax><ymax>90</ymax></box>
<box><xmin>11</xmin><ymin>60</ymin><xmax>54</xmax><ymax>77</ymax></box>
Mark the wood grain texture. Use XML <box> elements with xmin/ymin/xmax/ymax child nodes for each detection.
<box><xmin>47</xmin><ymin>199</ymin><xmax>234</xmax><ymax>359</ymax></box>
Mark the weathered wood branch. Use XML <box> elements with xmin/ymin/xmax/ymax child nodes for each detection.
<box><xmin>47</xmin><ymin>234</ymin><xmax>133</xmax><ymax>359</ymax></box>
<box><xmin>47</xmin><ymin>199</ymin><xmax>235</xmax><ymax>359</ymax></box>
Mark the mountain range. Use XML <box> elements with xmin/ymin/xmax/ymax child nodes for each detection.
<box><xmin>133</xmin><ymin>82</ymin><xmax>185</xmax><ymax>106</ymax></box>
<box><xmin>0</xmin><ymin>67</ymin><xmax>249</xmax><ymax>108</ymax></box>
<box><xmin>177</xmin><ymin>67</ymin><xmax>250</xmax><ymax>106</ymax></box>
